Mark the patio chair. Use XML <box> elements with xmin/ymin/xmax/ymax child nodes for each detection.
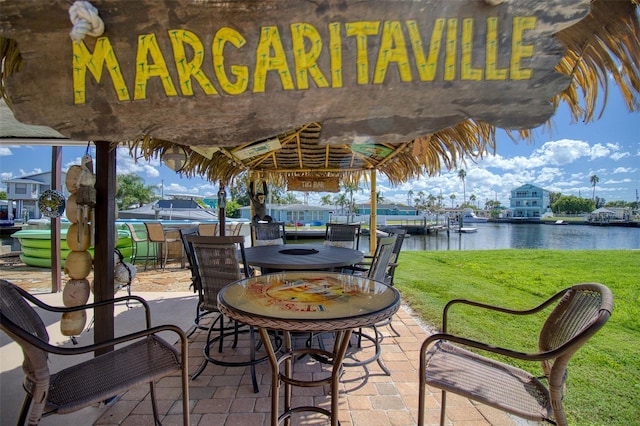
<box><xmin>179</xmin><ymin>227</ymin><xmax>205</xmax><ymax>335</ymax></box>
<box><xmin>338</xmin><ymin>235</ymin><xmax>397</xmax><ymax>374</ymax></box>
<box><xmin>186</xmin><ymin>235</ymin><xmax>270</xmax><ymax>393</ymax></box>
<box><xmin>418</xmin><ymin>282</ymin><xmax>613</xmax><ymax>426</ymax></box>
<box><xmin>324</xmin><ymin>223</ymin><xmax>361</xmax><ymax>249</ymax></box>
<box><xmin>124</xmin><ymin>222</ymin><xmax>148</xmax><ymax>266</ymax></box>
<box><xmin>250</xmin><ymin>221</ymin><xmax>286</xmax><ymax>246</ymax></box>
<box><xmin>144</xmin><ymin>222</ymin><xmax>181</xmax><ymax>270</ymax></box>
<box><xmin>0</xmin><ymin>279</ymin><xmax>190</xmax><ymax>426</ymax></box>
<box><xmin>198</xmin><ymin>223</ymin><xmax>218</xmax><ymax>236</ymax></box>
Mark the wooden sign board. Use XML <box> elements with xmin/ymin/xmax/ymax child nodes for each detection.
<box><xmin>0</xmin><ymin>0</ymin><xmax>590</xmax><ymax>146</ymax></box>
<box><xmin>288</xmin><ymin>177</ymin><xmax>340</xmax><ymax>193</ymax></box>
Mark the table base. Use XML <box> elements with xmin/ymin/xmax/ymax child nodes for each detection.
<box><xmin>259</xmin><ymin>328</ymin><xmax>353</xmax><ymax>426</ymax></box>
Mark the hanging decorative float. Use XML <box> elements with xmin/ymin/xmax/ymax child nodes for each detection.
<box><xmin>59</xmin><ymin>151</ymin><xmax>96</xmax><ymax>336</ymax></box>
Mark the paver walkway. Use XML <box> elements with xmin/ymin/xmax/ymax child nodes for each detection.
<box><xmin>1</xmin><ymin>257</ymin><xmax>524</xmax><ymax>425</ymax></box>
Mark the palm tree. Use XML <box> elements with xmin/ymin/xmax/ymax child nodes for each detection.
<box><xmin>333</xmin><ymin>193</ymin><xmax>348</xmax><ymax>215</ymax></box>
<box><xmin>449</xmin><ymin>193</ymin><xmax>456</xmax><ymax>208</ymax></box>
<box><xmin>376</xmin><ymin>191</ymin><xmax>385</xmax><ymax>204</ymax></box>
<box><xmin>458</xmin><ymin>169</ymin><xmax>467</xmax><ymax>203</ymax></box>
<box><xmin>470</xmin><ymin>194</ymin><xmax>477</xmax><ymax>209</ymax></box>
<box><xmin>407</xmin><ymin>190</ymin><xmax>414</xmax><ymax>206</ymax></box>
<box><xmin>320</xmin><ymin>194</ymin><xmax>333</xmax><ymax>206</ymax></box>
<box><xmin>116</xmin><ymin>174</ymin><xmax>157</xmax><ymax>209</ymax></box>
<box><xmin>590</xmin><ymin>175</ymin><xmax>600</xmax><ymax>200</ymax></box>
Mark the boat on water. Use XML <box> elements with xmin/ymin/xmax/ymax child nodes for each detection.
<box><xmin>456</xmin><ymin>227</ymin><xmax>478</xmax><ymax>233</ymax></box>
<box><xmin>552</xmin><ymin>220</ymin><xmax>569</xmax><ymax>225</ymax></box>
<box><xmin>460</xmin><ymin>208</ymin><xmax>488</xmax><ymax>223</ymax></box>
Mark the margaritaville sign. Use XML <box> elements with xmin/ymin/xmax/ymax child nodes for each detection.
<box><xmin>1</xmin><ymin>0</ymin><xmax>590</xmax><ymax>146</ymax></box>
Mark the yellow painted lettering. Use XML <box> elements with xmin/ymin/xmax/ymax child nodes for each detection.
<box><xmin>444</xmin><ymin>19</ymin><xmax>458</xmax><ymax>81</ymax></box>
<box><xmin>134</xmin><ymin>33</ymin><xmax>178</xmax><ymax>100</ymax></box>
<box><xmin>485</xmin><ymin>17</ymin><xmax>508</xmax><ymax>80</ymax></box>
<box><xmin>213</xmin><ymin>27</ymin><xmax>248</xmax><ymax>95</ymax></box>
<box><xmin>253</xmin><ymin>26</ymin><xmax>294</xmax><ymax>93</ymax></box>
<box><xmin>169</xmin><ymin>29</ymin><xmax>217</xmax><ymax>96</ymax></box>
<box><xmin>345</xmin><ymin>21</ymin><xmax>380</xmax><ymax>85</ymax></box>
<box><xmin>406</xmin><ymin>19</ymin><xmax>445</xmax><ymax>81</ymax></box>
<box><xmin>511</xmin><ymin>17</ymin><xmax>535</xmax><ymax>80</ymax></box>
<box><xmin>72</xmin><ymin>37</ymin><xmax>129</xmax><ymax>104</ymax></box>
<box><xmin>461</xmin><ymin>18</ymin><xmax>482</xmax><ymax>80</ymax></box>
<box><xmin>374</xmin><ymin>21</ymin><xmax>411</xmax><ymax>84</ymax></box>
<box><xmin>329</xmin><ymin>22</ymin><xmax>343</xmax><ymax>88</ymax></box>
<box><xmin>291</xmin><ymin>22</ymin><xmax>328</xmax><ymax>90</ymax></box>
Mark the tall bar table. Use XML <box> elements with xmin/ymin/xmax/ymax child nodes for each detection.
<box><xmin>217</xmin><ymin>271</ymin><xmax>400</xmax><ymax>426</ymax></box>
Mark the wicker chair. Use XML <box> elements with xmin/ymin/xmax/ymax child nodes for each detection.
<box><xmin>250</xmin><ymin>221</ymin><xmax>286</xmax><ymax>246</ymax></box>
<box><xmin>0</xmin><ymin>279</ymin><xmax>190</xmax><ymax>426</ymax></box>
<box><xmin>324</xmin><ymin>223</ymin><xmax>361</xmax><ymax>249</ymax></box>
<box><xmin>186</xmin><ymin>235</ymin><xmax>268</xmax><ymax>393</ymax></box>
<box><xmin>418</xmin><ymin>282</ymin><xmax>613</xmax><ymax>426</ymax></box>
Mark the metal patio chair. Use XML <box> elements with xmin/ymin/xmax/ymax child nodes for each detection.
<box><xmin>144</xmin><ymin>222</ymin><xmax>181</xmax><ymax>270</ymax></box>
<box><xmin>250</xmin><ymin>221</ymin><xmax>286</xmax><ymax>246</ymax></box>
<box><xmin>0</xmin><ymin>279</ymin><xmax>190</xmax><ymax>426</ymax></box>
<box><xmin>418</xmin><ymin>282</ymin><xmax>613</xmax><ymax>426</ymax></box>
<box><xmin>324</xmin><ymin>223</ymin><xmax>361</xmax><ymax>249</ymax></box>
<box><xmin>186</xmin><ymin>235</ymin><xmax>271</xmax><ymax>393</ymax></box>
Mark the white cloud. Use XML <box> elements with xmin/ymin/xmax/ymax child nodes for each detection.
<box><xmin>612</xmin><ymin>166</ymin><xmax>636</xmax><ymax>174</ymax></box>
<box><xmin>0</xmin><ymin>147</ymin><xmax>12</xmax><ymax>156</ymax></box>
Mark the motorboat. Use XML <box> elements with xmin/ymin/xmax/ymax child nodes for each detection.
<box><xmin>461</xmin><ymin>209</ymin><xmax>488</xmax><ymax>223</ymax></box>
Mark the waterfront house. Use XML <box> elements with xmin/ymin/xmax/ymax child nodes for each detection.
<box><xmin>2</xmin><ymin>171</ymin><xmax>69</xmax><ymax>221</ymax></box>
<box><xmin>509</xmin><ymin>184</ymin><xmax>551</xmax><ymax>219</ymax></box>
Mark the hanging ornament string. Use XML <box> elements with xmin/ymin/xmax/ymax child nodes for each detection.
<box><xmin>69</xmin><ymin>1</ymin><xmax>104</xmax><ymax>42</ymax></box>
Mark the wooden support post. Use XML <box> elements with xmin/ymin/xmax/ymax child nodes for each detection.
<box><xmin>94</xmin><ymin>142</ymin><xmax>116</xmax><ymax>354</ymax></box>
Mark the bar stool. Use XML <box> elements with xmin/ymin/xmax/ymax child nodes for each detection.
<box><xmin>144</xmin><ymin>222</ymin><xmax>180</xmax><ymax>270</ymax></box>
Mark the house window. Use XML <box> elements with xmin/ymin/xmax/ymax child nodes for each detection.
<box><xmin>15</xmin><ymin>183</ymin><xmax>27</xmax><ymax>195</ymax></box>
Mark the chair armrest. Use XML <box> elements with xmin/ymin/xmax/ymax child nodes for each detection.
<box><xmin>421</xmin><ymin>332</ymin><xmax>560</xmax><ymax>363</ymax></box>
<box><xmin>1</xmin><ymin>311</ymin><xmax>187</xmax><ymax>357</ymax></box>
<box><xmin>12</xmin><ymin>285</ymin><xmax>153</xmax><ymax>328</ymax></box>
<box><xmin>442</xmin><ymin>290</ymin><xmax>567</xmax><ymax>332</ymax></box>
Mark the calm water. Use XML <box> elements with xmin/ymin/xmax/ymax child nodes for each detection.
<box><xmin>3</xmin><ymin>222</ymin><xmax>639</xmax><ymax>253</ymax></box>
<box><xmin>360</xmin><ymin>222</ymin><xmax>640</xmax><ymax>251</ymax></box>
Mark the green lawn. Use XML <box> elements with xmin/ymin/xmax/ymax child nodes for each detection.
<box><xmin>394</xmin><ymin>249</ymin><xmax>639</xmax><ymax>426</ymax></box>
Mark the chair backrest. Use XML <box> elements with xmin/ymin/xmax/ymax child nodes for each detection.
<box><xmin>225</xmin><ymin>222</ymin><xmax>244</xmax><ymax>236</ymax></box>
<box><xmin>366</xmin><ymin>235</ymin><xmax>397</xmax><ymax>283</ymax></box>
<box><xmin>144</xmin><ymin>222</ymin><xmax>166</xmax><ymax>243</ymax></box>
<box><xmin>324</xmin><ymin>223</ymin><xmax>361</xmax><ymax>249</ymax></box>
<box><xmin>387</xmin><ymin>228</ymin><xmax>407</xmax><ymax>263</ymax></box>
<box><xmin>198</xmin><ymin>223</ymin><xmax>218</xmax><ymax>236</ymax></box>
<box><xmin>186</xmin><ymin>235</ymin><xmax>250</xmax><ymax>311</ymax></box>
<box><xmin>538</xmin><ymin>283</ymin><xmax>613</xmax><ymax>389</ymax></box>
<box><xmin>0</xmin><ymin>279</ymin><xmax>51</xmax><ymax>424</ymax></box>
<box><xmin>251</xmin><ymin>222</ymin><xmax>286</xmax><ymax>246</ymax></box>
<box><xmin>179</xmin><ymin>226</ymin><xmax>199</xmax><ymax>275</ymax></box>
<box><xmin>125</xmin><ymin>222</ymin><xmax>147</xmax><ymax>243</ymax></box>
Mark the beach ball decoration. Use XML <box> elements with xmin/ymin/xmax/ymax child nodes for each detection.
<box><xmin>60</xmin><ymin>153</ymin><xmax>95</xmax><ymax>337</ymax></box>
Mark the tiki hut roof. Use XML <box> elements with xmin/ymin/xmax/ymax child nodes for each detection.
<box><xmin>130</xmin><ymin>0</ymin><xmax>640</xmax><ymax>185</ymax></box>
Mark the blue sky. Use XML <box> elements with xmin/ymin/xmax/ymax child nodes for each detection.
<box><xmin>1</xmin><ymin>88</ymin><xmax>638</xmax><ymax>208</ymax></box>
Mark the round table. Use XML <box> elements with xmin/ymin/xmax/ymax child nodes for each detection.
<box><xmin>218</xmin><ymin>271</ymin><xmax>400</xmax><ymax>426</ymax></box>
<box><xmin>244</xmin><ymin>243</ymin><xmax>364</xmax><ymax>273</ymax></box>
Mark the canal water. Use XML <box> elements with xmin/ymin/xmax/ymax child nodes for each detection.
<box><xmin>3</xmin><ymin>222</ymin><xmax>639</xmax><ymax>254</ymax></box>
<box><xmin>360</xmin><ymin>222</ymin><xmax>640</xmax><ymax>251</ymax></box>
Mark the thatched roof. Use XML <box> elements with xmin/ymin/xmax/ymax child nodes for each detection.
<box><xmin>127</xmin><ymin>0</ymin><xmax>640</xmax><ymax>186</ymax></box>
<box><xmin>2</xmin><ymin>0</ymin><xmax>639</xmax><ymax>187</ymax></box>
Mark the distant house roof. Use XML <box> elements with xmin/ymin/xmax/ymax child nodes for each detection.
<box><xmin>592</xmin><ymin>207</ymin><xmax>615</xmax><ymax>214</ymax></box>
<box><xmin>238</xmin><ymin>203</ymin><xmax>332</xmax><ymax>211</ymax></box>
